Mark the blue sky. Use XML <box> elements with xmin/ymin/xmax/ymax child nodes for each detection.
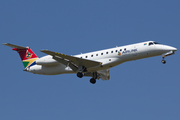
<box><xmin>1</xmin><ymin>0</ymin><xmax>180</xmax><ymax>120</ymax></box>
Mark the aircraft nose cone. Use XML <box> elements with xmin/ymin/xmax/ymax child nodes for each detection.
<box><xmin>169</xmin><ymin>46</ymin><xmax>177</xmax><ymax>51</ymax></box>
<box><xmin>164</xmin><ymin>46</ymin><xmax>177</xmax><ymax>51</ymax></box>
<box><xmin>173</xmin><ymin>47</ymin><xmax>177</xmax><ymax>51</ymax></box>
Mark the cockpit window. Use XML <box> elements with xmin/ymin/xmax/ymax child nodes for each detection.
<box><xmin>154</xmin><ymin>42</ymin><xmax>160</xmax><ymax>44</ymax></box>
<box><xmin>149</xmin><ymin>42</ymin><xmax>154</xmax><ymax>46</ymax></box>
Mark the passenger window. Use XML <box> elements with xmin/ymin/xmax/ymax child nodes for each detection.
<box><xmin>101</xmin><ymin>53</ymin><xmax>103</xmax><ymax>55</ymax></box>
<box><xmin>116</xmin><ymin>50</ymin><xmax>117</xmax><ymax>52</ymax></box>
<box><xmin>120</xmin><ymin>49</ymin><xmax>122</xmax><ymax>51</ymax></box>
<box><xmin>106</xmin><ymin>52</ymin><xmax>108</xmax><ymax>54</ymax></box>
<box><xmin>96</xmin><ymin>54</ymin><xmax>98</xmax><ymax>56</ymax></box>
<box><xmin>91</xmin><ymin>55</ymin><xmax>93</xmax><ymax>57</ymax></box>
<box><xmin>124</xmin><ymin>48</ymin><xmax>126</xmax><ymax>50</ymax></box>
<box><xmin>111</xmin><ymin>51</ymin><xmax>113</xmax><ymax>53</ymax></box>
<box><xmin>149</xmin><ymin>42</ymin><xmax>154</xmax><ymax>46</ymax></box>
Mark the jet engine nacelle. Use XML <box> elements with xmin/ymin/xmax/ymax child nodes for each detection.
<box><xmin>36</xmin><ymin>55</ymin><xmax>58</xmax><ymax>66</ymax></box>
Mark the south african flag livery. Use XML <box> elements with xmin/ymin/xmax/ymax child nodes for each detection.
<box><xmin>13</xmin><ymin>47</ymin><xmax>38</xmax><ymax>68</ymax></box>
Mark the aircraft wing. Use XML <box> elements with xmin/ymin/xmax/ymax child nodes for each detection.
<box><xmin>40</xmin><ymin>50</ymin><xmax>102</xmax><ymax>69</ymax></box>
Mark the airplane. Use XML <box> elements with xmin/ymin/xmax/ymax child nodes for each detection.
<box><xmin>3</xmin><ymin>41</ymin><xmax>177</xmax><ymax>84</ymax></box>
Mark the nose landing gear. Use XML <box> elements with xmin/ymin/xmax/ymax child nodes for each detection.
<box><xmin>162</xmin><ymin>59</ymin><xmax>166</xmax><ymax>64</ymax></box>
<box><xmin>161</xmin><ymin>57</ymin><xmax>166</xmax><ymax>64</ymax></box>
<box><xmin>161</xmin><ymin>51</ymin><xmax>176</xmax><ymax>64</ymax></box>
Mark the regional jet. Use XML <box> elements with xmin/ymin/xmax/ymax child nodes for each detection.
<box><xmin>3</xmin><ymin>41</ymin><xmax>177</xmax><ymax>84</ymax></box>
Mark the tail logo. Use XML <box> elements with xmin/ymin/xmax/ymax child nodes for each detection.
<box><xmin>26</xmin><ymin>50</ymin><xmax>32</xmax><ymax>59</ymax></box>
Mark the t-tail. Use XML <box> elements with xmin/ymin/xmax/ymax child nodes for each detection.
<box><xmin>3</xmin><ymin>43</ymin><xmax>38</xmax><ymax>69</ymax></box>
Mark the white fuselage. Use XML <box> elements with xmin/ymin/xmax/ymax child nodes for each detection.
<box><xmin>27</xmin><ymin>41</ymin><xmax>177</xmax><ymax>75</ymax></box>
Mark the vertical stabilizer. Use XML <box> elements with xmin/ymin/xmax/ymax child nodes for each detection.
<box><xmin>3</xmin><ymin>43</ymin><xmax>38</xmax><ymax>68</ymax></box>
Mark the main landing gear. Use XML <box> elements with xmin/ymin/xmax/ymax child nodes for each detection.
<box><xmin>77</xmin><ymin>72</ymin><xmax>83</xmax><ymax>78</ymax></box>
<box><xmin>89</xmin><ymin>72</ymin><xmax>97</xmax><ymax>84</ymax></box>
<box><xmin>76</xmin><ymin>71</ymin><xmax>97</xmax><ymax>84</ymax></box>
<box><xmin>90</xmin><ymin>78</ymin><xmax>96</xmax><ymax>84</ymax></box>
<box><xmin>77</xmin><ymin>66</ymin><xmax>86</xmax><ymax>78</ymax></box>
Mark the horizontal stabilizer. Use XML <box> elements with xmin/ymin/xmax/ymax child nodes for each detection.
<box><xmin>3</xmin><ymin>43</ymin><xmax>27</xmax><ymax>49</ymax></box>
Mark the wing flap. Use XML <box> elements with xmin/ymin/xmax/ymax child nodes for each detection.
<box><xmin>40</xmin><ymin>50</ymin><xmax>102</xmax><ymax>68</ymax></box>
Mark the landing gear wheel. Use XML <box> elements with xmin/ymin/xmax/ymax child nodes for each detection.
<box><xmin>77</xmin><ymin>72</ymin><xmax>83</xmax><ymax>78</ymax></box>
<box><xmin>162</xmin><ymin>60</ymin><xmax>166</xmax><ymax>64</ymax></box>
<box><xmin>90</xmin><ymin>78</ymin><xmax>96</xmax><ymax>84</ymax></box>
